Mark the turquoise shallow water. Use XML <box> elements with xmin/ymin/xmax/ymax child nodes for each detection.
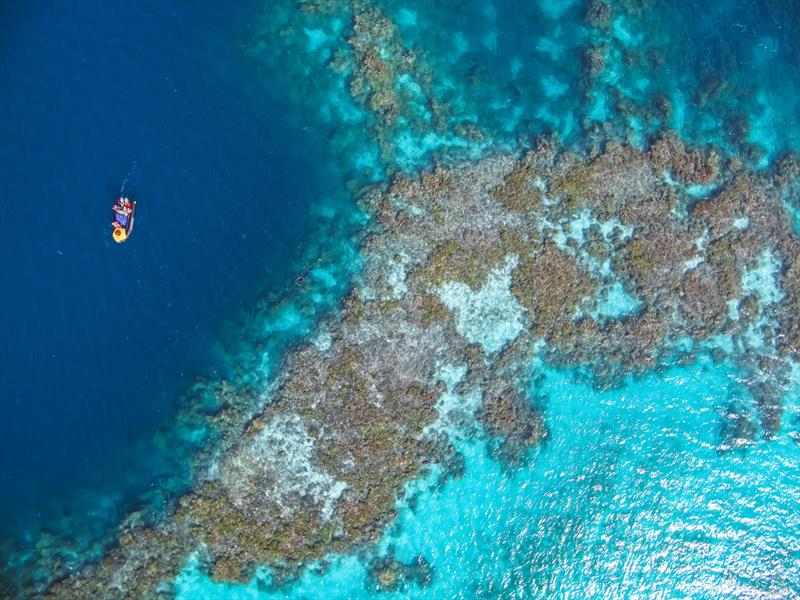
<box><xmin>172</xmin><ymin>1</ymin><xmax>800</xmax><ymax>597</ymax></box>
<box><xmin>175</xmin><ymin>357</ymin><xmax>800</xmax><ymax>598</ymax></box>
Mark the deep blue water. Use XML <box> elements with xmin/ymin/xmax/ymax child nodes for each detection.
<box><xmin>0</xmin><ymin>0</ymin><xmax>330</xmax><ymax>530</ymax></box>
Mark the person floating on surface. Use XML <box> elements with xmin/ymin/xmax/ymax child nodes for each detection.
<box><xmin>111</xmin><ymin>196</ymin><xmax>134</xmax><ymax>243</ymax></box>
<box><xmin>111</xmin><ymin>220</ymin><xmax>128</xmax><ymax>243</ymax></box>
<box><xmin>113</xmin><ymin>197</ymin><xmax>132</xmax><ymax>216</ymax></box>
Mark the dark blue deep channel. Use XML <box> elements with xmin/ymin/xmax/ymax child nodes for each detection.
<box><xmin>0</xmin><ymin>0</ymin><xmax>328</xmax><ymax>539</ymax></box>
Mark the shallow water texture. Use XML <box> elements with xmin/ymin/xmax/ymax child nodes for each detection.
<box><xmin>3</xmin><ymin>0</ymin><xmax>800</xmax><ymax>597</ymax></box>
<box><xmin>375</xmin><ymin>0</ymin><xmax>800</xmax><ymax>160</ymax></box>
<box><xmin>176</xmin><ymin>359</ymin><xmax>800</xmax><ymax>598</ymax></box>
<box><xmin>175</xmin><ymin>0</ymin><xmax>800</xmax><ymax>596</ymax></box>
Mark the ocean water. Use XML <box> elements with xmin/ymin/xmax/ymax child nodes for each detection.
<box><xmin>374</xmin><ymin>0</ymin><xmax>800</xmax><ymax>163</ymax></box>
<box><xmin>175</xmin><ymin>358</ymin><xmax>800</xmax><ymax>598</ymax></box>
<box><xmin>175</xmin><ymin>1</ymin><xmax>800</xmax><ymax>597</ymax></box>
<box><xmin>2</xmin><ymin>0</ymin><xmax>800</xmax><ymax>596</ymax></box>
<box><xmin>0</xmin><ymin>0</ymin><xmax>354</xmax><ymax>551</ymax></box>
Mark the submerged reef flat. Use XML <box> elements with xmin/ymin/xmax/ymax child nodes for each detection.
<box><xmin>5</xmin><ymin>0</ymin><xmax>800</xmax><ymax>597</ymax></box>
<box><xmin>39</xmin><ymin>135</ymin><xmax>800</xmax><ymax>597</ymax></box>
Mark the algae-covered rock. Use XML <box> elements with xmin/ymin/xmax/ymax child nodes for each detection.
<box><xmin>478</xmin><ymin>387</ymin><xmax>547</xmax><ymax>466</ymax></box>
<box><xmin>42</xmin><ymin>134</ymin><xmax>800</xmax><ymax>598</ymax></box>
<box><xmin>24</xmin><ymin>6</ymin><xmax>800</xmax><ymax>591</ymax></box>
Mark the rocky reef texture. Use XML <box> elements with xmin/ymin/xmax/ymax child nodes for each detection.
<box><xmin>5</xmin><ymin>1</ymin><xmax>800</xmax><ymax>597</ymax></box>
<box><xmin>366</xmin><ymin>546</ymin><xmax>434</xmax><ymax>593</ymax></box>
<box><xmin>36</xmin><ymin>133</ymin><xmax>800</xmax><ymax>598</ymax></box>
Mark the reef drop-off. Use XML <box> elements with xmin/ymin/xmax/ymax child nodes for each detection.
<box><xmin>3</xmin><ymin>0</ymin><xmax>800</xmax><ymax>597</ymax></box>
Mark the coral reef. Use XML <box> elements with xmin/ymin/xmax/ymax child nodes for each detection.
<box><xmin>366</xmin><ymin>547</ymin><xmax>434</xmax><ymax>593</ymax></box>
<box><xmin>477</xmin><ymin>386</ymin><xmax>547</xmax><ymax>465</ymax></box>
<box><xmin>39</xmin><ymin>132</ymin><xmax>800</xmax><ymax>597</ymax></box>
<box><xmin>5</xmin><ymin>1</ymin><xmax>800</xmax><ymax>597</ymax></box>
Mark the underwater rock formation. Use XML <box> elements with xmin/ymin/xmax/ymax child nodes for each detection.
<box><xmin>39</xmin><ymin>131</ymin><xmax>800</xmax><ymax>598</ymax></box>
<box><xmin>366</xmin><ymin>547</ymin><xmax>433</xmax><ymax>593</ymax></box>
<box><xmin>4</xmin><ymin>1</ymin><xmax>799</xmax><ymax>597</ymax></box>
